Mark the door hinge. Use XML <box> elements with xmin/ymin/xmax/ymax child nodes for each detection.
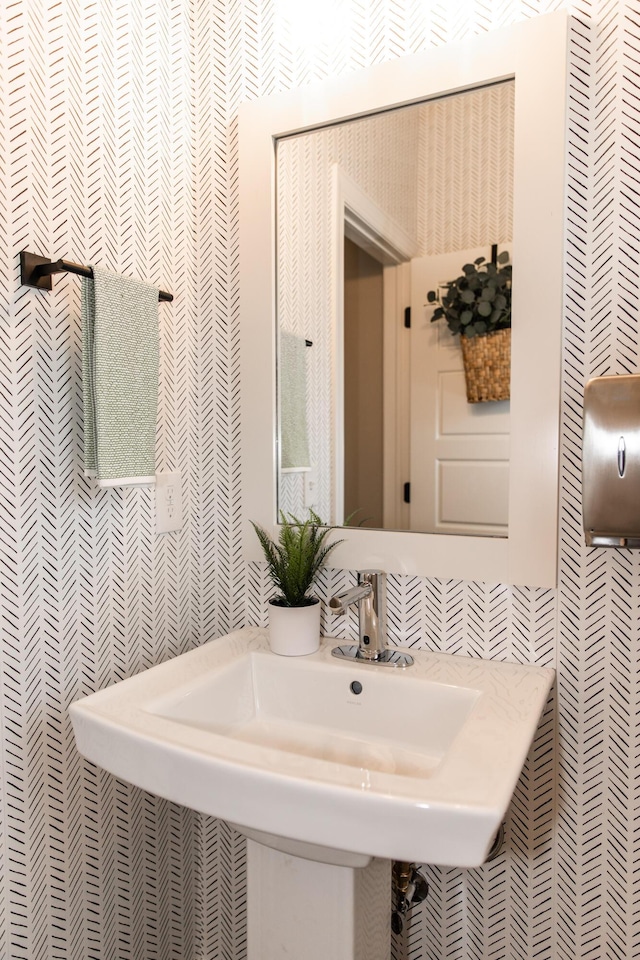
<box><xmin>404</xmin><ymin>306</ymin><xmax>411</xmax><ymax>329</ymax></box>
<box><xmin>403</xmin><ymin>482</ymin><xmax>411</xmax><ymax>504</ymax></box>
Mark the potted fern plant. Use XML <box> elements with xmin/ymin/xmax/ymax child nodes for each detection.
<box><xmin>251</xmin><ymin>511</ymin><xmax>343</xmax><ymax>656</ymax></box>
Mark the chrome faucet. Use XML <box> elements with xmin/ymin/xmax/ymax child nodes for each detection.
<box><xmin>329</xmin><ymin>570</ymin><xmax>413</xmax><ymax>668</ymax></box>
<box><xmin>329</xmin><ymin>570</ymin><xmax>386</xmax><ymax>660</ymax></box>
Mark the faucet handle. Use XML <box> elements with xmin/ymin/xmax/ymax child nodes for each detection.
<box><xmin>328</xmin><ymin>580</ymin><xmax>372</xmax><ymax>615</ymax></box>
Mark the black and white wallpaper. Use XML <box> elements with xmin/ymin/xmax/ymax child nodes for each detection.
<box><xmin>0</xmin><ymin>0</ymin><xmax>638</xmax><ymax>958</ymax></box>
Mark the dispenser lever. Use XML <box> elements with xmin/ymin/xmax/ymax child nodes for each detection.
<box><xmin>618</xmin><ymin>436</ymin><xmax>626</xmax><ymax>478</ymax></box>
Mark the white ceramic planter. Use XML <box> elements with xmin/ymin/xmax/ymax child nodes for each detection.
<box><xmin>268</xmin><ymin>599</ymin><xmax>321</xmax><ymax>656</ymax></box>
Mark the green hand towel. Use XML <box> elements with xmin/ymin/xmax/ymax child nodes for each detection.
<box><xmin>280</xmin><ymin>331</ymin><xmax>310</xmax><ymax>470</ymax></box>
<box><xmin>82</xmin><ymin>267</ymin><xmax>160</xmax><ymax>487</ymax></box>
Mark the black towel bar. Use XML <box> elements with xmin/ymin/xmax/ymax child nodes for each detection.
<box><xmin>20</xmin><ymin>251</ymin><xmax>173</xmax><ymax>302</ymax></box>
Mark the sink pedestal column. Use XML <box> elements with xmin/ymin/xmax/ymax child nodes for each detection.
<box><xmin>246</xmin><ymin>840</ymin><xmax>391</xmax><ymax>960</ymax></box>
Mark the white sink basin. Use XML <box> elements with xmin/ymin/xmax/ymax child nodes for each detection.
<box><xmin>69</xmin><ymin>627</ymin><xmax>554</xmax><ymax>868</ymax></box>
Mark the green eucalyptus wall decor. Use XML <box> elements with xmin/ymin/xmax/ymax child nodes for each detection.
<box><xmin>427</xmin><ymin>251</ymin><xmax>511</xmax><ymax>340</ymax></box>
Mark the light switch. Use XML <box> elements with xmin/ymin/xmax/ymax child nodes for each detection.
<box><xmin>304</xmin><ymin>467</ymin><xmax>318</xmax><ymax>510</ymax></box>
<box><xmin>156</xmin><ymin>471</ymin><xmax>183</xmax><ymax>534</ymax></box>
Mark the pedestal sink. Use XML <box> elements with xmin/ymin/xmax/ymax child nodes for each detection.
<box><xmin>69</xmin><ymin>627</ymin><xmax>554</xmax><ymax>959</ymax></box>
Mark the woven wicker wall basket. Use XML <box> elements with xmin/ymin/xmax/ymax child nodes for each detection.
<box><xmin>460</xmin><ymin>327</ymin><xmax>511</xmax><ymax>403</ymax></box>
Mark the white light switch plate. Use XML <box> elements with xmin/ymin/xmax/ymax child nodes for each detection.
<box><xmin>304</xmin><ymin>467</ymin><xmax>318</xmax><ymax>510</ymax></box>
<box><xmin>156</xmin><ymin>471</ymin><xmax>183</xmax><ymax>534</ymax></box>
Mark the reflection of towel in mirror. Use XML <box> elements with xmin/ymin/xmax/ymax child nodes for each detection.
<box><xmin>82</xmin><ymin>268</ymin><xmax>160</xmax><ymax>486</ymax></box>
<box><xmin>280</xmin><ymin>331</ymin><xmax>310</xmax><ymax>470</ymax></box>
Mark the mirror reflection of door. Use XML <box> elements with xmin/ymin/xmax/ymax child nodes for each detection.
<box><xmin>409</xmin><ymin>248</ymin><xmax>510</xmax><ymax>536</ymax></box>
<box><xmin>343</xmin><ymin>244</ymin><xmax>511</xmax><ymax>536</ymax></box>
<box><xmin>343</xmin><ymin>237</ymin><xmax>384</xmax><ymax>528</ymax></box>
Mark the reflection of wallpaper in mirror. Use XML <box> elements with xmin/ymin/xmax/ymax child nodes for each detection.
<box><xmin>277</xmin><ymin>81</ymin><xmax>514</xmax><ymax>526</ymax></box>
<box><xmin>418</xmin><ymin>83</ymin><xmax>514</xmax><ymax>254</ymax></box>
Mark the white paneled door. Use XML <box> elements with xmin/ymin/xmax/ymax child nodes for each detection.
<box><xmin>409</xmin><ymin>249</ymin><xmax>511</xmax><ymax>535</ymax></box>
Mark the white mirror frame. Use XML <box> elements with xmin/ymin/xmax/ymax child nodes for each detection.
<box><xmin>240</xmin><ymin>11</ymin><xmax>569</xmax><ymax>589</ymax></box>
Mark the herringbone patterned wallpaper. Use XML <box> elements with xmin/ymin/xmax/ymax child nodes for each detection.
<box><xmin>0</xmin><ymin>1</ymin><xmax>199</xmax><ymax>957</ymax></box>
<box><xmin>1</xmin><ymin>1</ymin><xmax>639</xmax><ymax>959</ymax></box>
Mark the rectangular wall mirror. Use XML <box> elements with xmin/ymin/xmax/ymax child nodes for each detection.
<box><xmin>276</xmin><ymin>83</ymin><xmax>514</xmax><ymax>537</ymax></box>
<box><xmin>240</xmin><ymin>11</ymin><xmax>569</xmax><ymax>588</ymax></box>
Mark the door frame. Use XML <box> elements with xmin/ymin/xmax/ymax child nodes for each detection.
<box><xmin>330</xmin><ymin>164</ymin><xmax>418</xmax><ymax>523</ymax></box>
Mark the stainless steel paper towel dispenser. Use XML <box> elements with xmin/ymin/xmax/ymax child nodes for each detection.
<box><xmin>583</xmin><ymin>374</ymin><xmax>640</xmax><ymax>547</ymax></box>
